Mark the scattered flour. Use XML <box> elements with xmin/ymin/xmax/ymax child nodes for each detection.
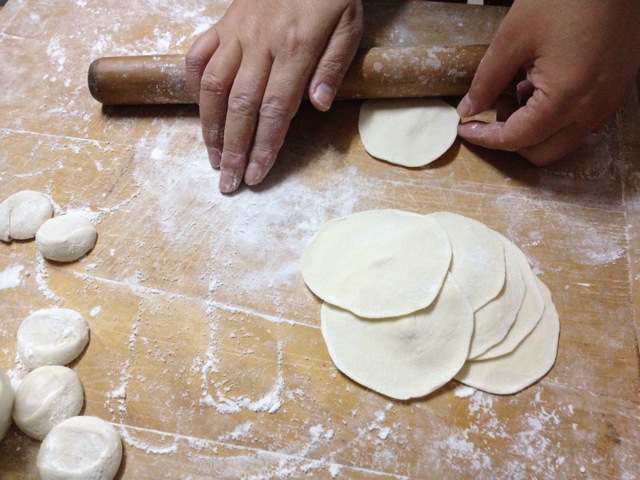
<box><xmin>0</xmin><ymin>264</ymin><xmax>23</xmax><ymax>290</ymax></box>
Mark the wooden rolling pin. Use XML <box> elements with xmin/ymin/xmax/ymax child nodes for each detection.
<box><xmin>88</xmin><ymin>44</ymin><xmax>488</xmax><ymax>105</ymax></box>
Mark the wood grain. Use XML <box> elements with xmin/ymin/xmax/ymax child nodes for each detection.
<box><xmin>1</xmin><ymin>1</ymin><xmax>639</xmax><ymax>479</ymax></box>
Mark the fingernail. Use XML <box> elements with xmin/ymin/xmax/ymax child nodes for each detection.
<box><xmin>312</xmin><ymin>83</ymin><xmax>335</xmax><ymax>111</ymax></box>
<box><xmin>457</xmin><ymin>95</ymin><xmax>474</xmax><ymax>117</ymax></box>
<box><xmin>219</xmin><ymin>169</ymin><xmax>240</xmax><ymax>193</ymax></box>
<box><xmin>244</xmin><ymin>161</ymin><xmax>263</xmax><ymax>186</ymax></box>
<box><xmin>208</xmin><ymin>147</ymin><xmax>222</xmax><ymax>169</ymax></box>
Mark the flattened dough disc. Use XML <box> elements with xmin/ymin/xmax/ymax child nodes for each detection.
<box><xmin>431</xmin><ymin>212</ymin><xmax>505</xmax><ymax>310</ymax></box>
<box><xmin>321</xmin><ymin>275</ymin><xmax>473</xmax><ymax>400</ymax></box>
<box><xmin>358</xmin><ymin>97</ymin><xmax>459</xmax><ymax>167</ymax></box>
<box><xmin>302</xmin><ymin>209</ymin><xmax>452</xmax><ymax>318</ymax></box>
<box><xmin>455</xmin><ymin>278</ymin><xmax>559</xmax><ymax>395</ymax></box>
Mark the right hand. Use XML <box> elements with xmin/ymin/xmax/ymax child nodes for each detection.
<box><xmin>185</xmin><ymin>0</ymin><xmax>364</xmax><ymax>193</ymax></box>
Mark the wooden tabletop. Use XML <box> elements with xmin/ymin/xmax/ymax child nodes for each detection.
<box><xmin>1</xmin><ymin>1</ymin><xmax>639</xmax><ymax>478</ymax></box>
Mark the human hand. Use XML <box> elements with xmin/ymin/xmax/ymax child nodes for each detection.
<box><xmin>186</xmin><ymin>0</ymin><xmax>364</xmax><ymax>193</ymax></box>
<box><xmin>456</xmin><ymin>0</ymin><xmax>640</xmax><ymax>165</ymax></box>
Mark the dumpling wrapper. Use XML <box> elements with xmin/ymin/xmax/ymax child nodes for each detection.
<box><xmin>454</xmin><ymin>278</ymin><xmax>559</xmax><ymax>395</ymax></box>
<box><xmin>321</xmin><ymin>275</ymin><xmax>473</xmax><ymax>400</ymax></box>
<box><xmin>467</xmin><ymin>232</ymin><xmax>526</xmax><ymax>359</ymax></box>
<box><xmin>302</xmin><ymin>209</ymin><xmax>452</xmax><ymax>318</ymax></box>
<box><xmin>474</xmin><ymin>236</ymin><xmax>546</xmax><ymax>360</ymax></box>
<box><xmin>431</xmin><ymin>212</ymin><xmax>506</xmax><ymax>311</ymax></box>
<box><xmin>358</xmin><ymin>97</ymin><xmax>460</xmax><ymax>167</ymax></box>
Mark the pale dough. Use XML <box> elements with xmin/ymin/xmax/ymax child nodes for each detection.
<box><xmin>431</xmin><ymin>212</ymin><xmax>505</xmax><ymax>311</ymax></box>
<box><xmin>36</xmin><ymin>213</ymin><xmax>97</xmax><ymax>262</ymax></box>
<box><xmin>37</xmin><ymin>416</ymin><xmax>123</xmax><ymax>480</ymax></box>
<box><xmin>474</xmin><ymin>237</ymin><xmax>546</xmax><ymax>360</ymax></box>
<box><xmin>0</xmin><ymin>190</ymin><xmax>54</xmax><ymax>242</ymax></box>
<box><xmin>0</xmin><ymin>367</ymin><xmax>14</xmax><ymax>441</ymax></box>
<box><xmin>17</xmin><ymin>308</ymin><xmax>90</xmax><ymax>371</ymax></box>
<box><xmin>358</xmin><ymin>97</ymin><xmax>459</xmax><ymax>167</ymax></box>
<box><xmin>321</xmin><ymin>275</ymin><xmax>473</xmax><ymax>400</ymax></box>
<box><xmin>467</xmin><ymin>232</ymin><xmax>526</xmax><ymax>359</ymax></box>
<box><xmin>301</xmin><ymin>209</ymin><xmax>452</xmax><ymax>318</ymax></box>
<box><xmin>454</xmin><ymin>278</ymin><xmax>560</xmax><ymax>395</ymax></box>
<box><xmin>13</xmin><ymin>365</ymin><xmax>84</xmax><ymax>440</ymax></box>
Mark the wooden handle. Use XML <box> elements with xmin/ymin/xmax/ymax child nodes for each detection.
<box><xmin>88</xmin><ymin>45</ymin><xmax>488</xmax><ymax>105</ymax></box>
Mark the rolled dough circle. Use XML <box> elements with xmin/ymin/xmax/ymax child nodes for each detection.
<box><xmin>37</xmin><ymin>416</ymin><xmax>123</xmax><ymax>480</ymax></box>
<box><xmin>0</xmin><ymin>367</ymin><xmax>14</xmax><ymax>441</ymax></box>
<box><xmin>431</xmin><ymin>212</ymin><xmax>505</xmax><ymax>310</ymax></box>
<box><xmin>13</xmin><ymin>365</ymin><xmax>84</xmax><ymax>440</ymax></box>
<box><xmin>358</xmin><ymin>97</ymin><xmax>459</xmax><ymax>167</ymax></box>
<box><xmin>17</xmin><ymin>308</ymin><xmax>90</xmax><ymax>371</ymax></box>
<box><xmin>36</xmin><ymin>213</ymin><xmax>97</xmax><ymax>262</ymax></box>
<box><xmin>0</xmin><ymin>190</ymin><xmax>54</xmax><ymax>242</ymax></box>
<box><xmin>301</xmin><ymin>209</ymin><xmax>452</xmax><ymax>318</ymax></box>
<box><xmin>454</xmin><ymin>278</ymin><xmax>560</xmax><ymax>395</ymax></box>
<box><xmin>321</xmin><ymin>275</ymin><xmax>473</xmax><ymax>400</ymax></box>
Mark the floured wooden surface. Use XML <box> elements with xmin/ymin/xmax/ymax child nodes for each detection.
<box><xmin>1</xmin><ymin>1</ymin><xmax>639</xmax><ymax>478</ymax></box>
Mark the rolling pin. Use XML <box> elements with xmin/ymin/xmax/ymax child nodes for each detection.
<box><xmin>88</xmin><ymin>44</ymin><xmax>488</xmax><ymax>105</ymax></box>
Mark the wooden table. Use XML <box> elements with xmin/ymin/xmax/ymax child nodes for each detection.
<box><xmin>1</xmin><ymin>1</ymin><xmax>639</xmax><ymax>478</ymax></box>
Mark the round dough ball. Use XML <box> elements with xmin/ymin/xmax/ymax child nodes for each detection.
<box><xmin>321</xmin><ymin>275</ymin><xmax>473</xmax><ymax>400</ymax></box>
<box><xmin>431</xmin><ymin>212</ymin><xmax>506</xmax><ymax>311</ymax></box>
<box><xmin>17</xmin><ymin>308</ymin><xmax>90</xmax><ymax>371</ymax></box>
<box><xmin>358</xmin><ymin>97</ymin><xmax>459</xmax><ymax>167</ymax></box>
<box><xmin>302</xmin><ymin>209</ymin><xmax>452</xmax><ymax>318</ymax></box>
<box><xmin>13</xmin><ymin>366</ymin><xmax>84</xmax><ymax>440</ymax></box>
<box><xmin>36</xmin><ymin>213</ymin><xmax>97</xmax><ymax>262</ymax></box>
<box><xmin>455</xmin><ymin>278</ymin><xmax>560</xmax><ymax>395</ymax></box>
<box><xmin>0</xmin><ymin>367</ymin><xmax>15</xmax><ymax>441</ymax></box>
<box><xmin>0</xmin><ymin>190</ymin><xmax>54</xmax><ymax>242</ymax></box>
<box><xmin>37</xmin><ymin>416</ymin><xmax>122</xmax><ymax>480</ymax></box>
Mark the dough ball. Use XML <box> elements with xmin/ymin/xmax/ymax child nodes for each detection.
<box><xmin>17</xmin><ymin>308</ymin><xmax>90</xmax><ymax>371</ymax></box>
<box><xmin>0</xmin><ymin>190</ymin><xmax>54</xmax><ymax>242</ymax></box>
<box><xmin>358</xmin><ymin>97</ymin><xmax>459</xmax><ymax>167</ymax></box>
<box><xmin>37</xmin><ymin>416</ymin><xmax>122</xmax><ymax>480</ymax></box>
<box><xmin>0</xmin><ymin>367</ymin><xmax>15</xmax><ymax>441</ymax></box>
<box><xmin>301</xmin><ymin>209</ymin><xmax>452</xmax><ymax>318</ymax></box>
<box><xmin>13</xmin><ymin>366</ymin><xmax>84</xmax><ymax>440</ymax></box>
<box><xmin>36</xmin><ymin>213</ymin><xmax>97</xmax><ymax>262</ymax></box>
<box><xmin>321</xmin><ymin>275</ymin><xmax>473</xmax><ymax>400</ymax></box>
<box><xmin>431</xmin><ymin>212</ymin><xmax>505</xmax><ymax>310</ymax></box>
<box><xmin>455</xmin><ymin>278</ymin><xmax>560</xmax><ymax>395</ymax></box>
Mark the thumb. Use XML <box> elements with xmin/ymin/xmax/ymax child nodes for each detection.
<box><xmin>308</xmin><ymin>8</ymin><xmax>363</xmax><ymax>112</ymax></box>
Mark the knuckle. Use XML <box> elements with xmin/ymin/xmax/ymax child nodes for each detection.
<box><xmin>227</xmin><ymin>93</ymin><xmax>260</xmax><ymax>117</ymax></box>
<box><xmin>221</xmin><ymin>150</ymin><xmax>247</xmax><ymax>170</ymax></box>
<box><xmin>251</xmin><ymin>143</ymin><xmax>280</xmax><ymax>167</ymax></box>
<box><xmin>200</xmin><ymin>71</ymin><xmax>228</xmax><ymax>97</ymax></box>
<box><xmin>259</xmin><ymin>97</ymin><xmax>294</xmax><ymax>121</ymax></box>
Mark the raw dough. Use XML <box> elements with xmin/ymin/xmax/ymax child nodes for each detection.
<box><xmin>467</xmin><ymin>232</ymin><xmax>526</xmax><ymax>359</ymax></box>
<box><xmin>301</xmin><ymin>209</ymin><xmax>452</xmax><ymax>318</ymax></box>
<box><xmin>321</xmin><ymin>275</ymin><xmax>473</xmax><ymax>400</ymax></box>
<box><xmin>431</xmin><ymin>212</ymin><xmax>505</xmax><ymax>310</ymax></box>
<box><xmin>474</xmin><ymin>238</ymin><xmax>546</xmax><ymax>360</ymax></box>
<box><xmin>358</xmin><ymin>97</ymin><xmax>459</xmax><ymax>167</ymax></box>
<box><xmin>17</xmin><ymin>308</ymin><xmax>90</xmax><ymax>371</ymax></box>
<box><xmin>0</xmin><ymin>367</ymin><xmax>14</xmax><ymax>441</ymax></box>
<box><xmin>13</xmin><ymin>365</ymin><xmax>84</xmax><ymax>440</ymax></box>
<box><xmin>454</xmin><ymin>278</ymin><xmax>560</xmax><ymax>394</ymax></box>
<box><xmin>36</xmin><ymin>213</ymin><xmax>97</xmax><ymax>262</ymax></box>
<box><xmin>37</xmin><ymin>416</ymin><xmax>123</xmax><ymax>480</ymax></box>
<box><xmin>0</xmin><ymin>190</ymin><xmax>54</xmax><ymax>242</ymax></box>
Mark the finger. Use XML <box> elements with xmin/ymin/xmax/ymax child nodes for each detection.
<box><xmin>185</xmin><ymin>28</ymin><xmax>221</xmax><ymax>104</ymax></box>
<box><xmin>199</xmin><ymin>41</ymin><xmax>242</xmax><ymax>170</ymax></box>
<box><xmin>519</xmin><ymin>120</ymin><xmax>606</xmax><ymax>166</ymax></box>
<box><xmin>457</xmin><ymin>23</ymin><xmax>531</xmax><ymax>117</ymax></box>
<box><xmin>218</xmin><ymin>55</ymin><xmax>272</xmax><ymax>193</ymax></box>
<box><xmin>244</xmin><ymin>58</ymin><xmax>311</xmax><ymax>186</ymax></box>
<box><xmin>307</xmin><ymin>7</ymin><xmax>363</xmax><ymax>111</ymax></box>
